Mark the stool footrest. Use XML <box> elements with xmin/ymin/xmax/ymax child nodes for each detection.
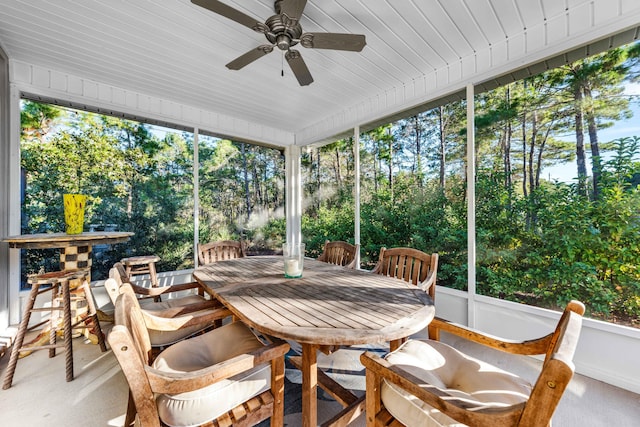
<box><xmin>29</xmin><ymin>307</ymin><xmax>64</xmax><ymax>313</ymax></box>
<box><xmin>20</xmin><ymin>343</ymin><xmax>66</xmax><ymax>352</ymax></box>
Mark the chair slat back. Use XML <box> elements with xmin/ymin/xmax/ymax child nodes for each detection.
<box><xmin>317</xmin><ymin>240</ymin><xmax>359</xmax><ymax>268</ymax></box>
<box><xmin>373</xmin><ymin>247</ymin><xmax>438</xmax><ymax>296</ymax></box>
<box><xmin>198</xmin><ymin>240</ymin><xmax>246</xmax><ymax>265</ymax></box>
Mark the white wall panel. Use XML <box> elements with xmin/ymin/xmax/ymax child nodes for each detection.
<box><xmin>545</xmin><ymin>15</ymin><xmax>568</xmax><ymax>46</ymax></box>
<box><xmin>424</xmin><ymin>73</ymin><xmax>437</xmax><ymax>93</ymax></box>
<box><xmin>125</xmin><ymin>91</ymin><xmax>137</xmax><ymax>110</ymax></box>
<box><xmin>475</xmin><ymin>46</ymin><xmax>492</xmax><ymax>75</ymax></box>
<box><xmin>98</xmin><ymin>85</ymin><xmax>111</xmax><ymax>103</ymax></box>
<box><xmin>448</xmin><ymin>61</ymin><xmax>463</xmax><ymax>83</ymax></box>
<box><xmin>526</xmin><ymin>24</ymin><xmax>546</xmax><ymax>53</ymax></box>
<box><xmin>112</xmin><ymin>88</ymin><xmax>126</xmax><ymax>107</ymax></box>
<box><xmin>593</xmin><ymin>0</ymin><xmax>620</xmax><ymax>23</ymax></box>
<box><xmin>491</xmin><ymin>41</ymin><xmax>510</xmax><ymax>66</ymax></box>
<box><xmin>84</xmin><ymin>80</ymin><xmax>99</xmax><ymax>100</ymax></box>
<box><xmin>568</xmin><ymin>2</ymin><xmax>594</xmax><ymax>36</ymax></box>
<box><xmin>68</xmin><ymin>75</ymin><xmax>83</xmax><ymax>96</ymax></box>
<box><xmin>50</xmin><ymin>71</ymin><xmax>66</xmax><ymax>92</ymax></box>
<box><xmin>461</xmin><ymin>55</ymin><xmax>476</xmax><ymax>80</ymax></box>
<box><xmin>622</xmin><ymin>0</ymin><xmax>640</xmax><ymax>14</ymax></box>
<box><xmin>32</xmin><ymin>67</ymin><xmax>49</xmax><ymax>88</ymax></box>
<box><xmin>508</xmin><ymin>33</ymin><xmax>527</xmax><ymax>62</ymax></box>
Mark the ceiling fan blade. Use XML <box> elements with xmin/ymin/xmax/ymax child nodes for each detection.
<box><xmin>191</xmin><ymin>0</ymin><xmax>267</xmax><ymax>33</ymax></box>
<box><xmin>226</xmin><ymin>45</ymin><xmax>274</xmax><ymax>70</ymax></box>
<box><xmin>300</xmin><ymin>33</ymin><xmax>366</xmax><ymax>52</ymax></box>
<box><xmin>285</xmin><ymin>49</ymin><xmax>313</xmax><ymax>86</ymax></box>
<box><xmin>275</xmin><ymin>0</ymin><xmax>307</xmax><ymax>25</ymax></box>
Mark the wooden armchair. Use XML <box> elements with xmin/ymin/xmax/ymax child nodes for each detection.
<box><xmin>317</xmin><ymin>240</ymin><xmax>360</xmax><ymax>269</ymax></box>
<box><xmin>105</xmin><ymin>279</ymin><xmax>230</xmax><ymax>348</ymax></box>
<box><xmin>360</xmin><ymin>300</ymin><xmax>585</xmax><ymax>427</ymax></box>
<box><xmin>109</xmin><ymin>282</ymin><xmax>289</xmax><ymax>427</ymax></box>
<box><xmin>371</xmin><ymin>247</ymin><xmax>438</xmax><ymax>300</ymax></box>
<box><xmin>198</xmin><ymin>239</ymin><xmax>247</xmax><ymax>265</ymax></box>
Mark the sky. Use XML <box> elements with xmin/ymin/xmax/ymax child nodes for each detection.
<box><xmin>544</xmin><ymin>82</ymin><xmax>640</xmax><ymax>182</ymax></box>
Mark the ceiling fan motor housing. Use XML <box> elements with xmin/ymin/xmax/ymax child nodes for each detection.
<box><xmin>265</xmin><ymin>15</ymin><xmax>302</xmax><ymax>50</ymax></box>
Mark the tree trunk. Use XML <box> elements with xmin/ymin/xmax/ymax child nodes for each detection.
<box><xmin>414</xmin><ymin>115</ymin><xmax>423</xmax><ymax>186</ymax></box>
<box><xmin>521</xmin><ymin>109</ymin><xmax>528</xmax><ymax>198</ymax></box>
<box><xmin>373</xmin><ymin>139</ymin><xmax>379</xmax><ymax>193</ymax></box>
<box><xmin>388</xmin><ymin>128</ymin><xmax>393</xmax><ymax>201</ymax></box>
<box><xmin>439</xmin><ymin>106</ymin><xmax>446</xmax><ymax>188</ymax></box>
<box><xmin>528</xmin><ymin>111</ymin><xmax>537</xmax><ymax>195</ymax></box>
<box><xmin>252</xmin><ymin>162</ymin><xmax>263</xmax><ymax>205</ymax></box>
<box><xmin>334</xmin><ymin>146</ymin><xmax>343</xmax><ymax>188</ymax></box>
<box><xmin>241</xmin><ymin>143</ymin><xmax>251</xmax><ymax>218</ymax></box>
<box><xmin>504</xmin><ymin>87</ymin><xmax>512</xmax><ymax>188</ymax></box>
<box><xmin>574</xmin><ymin>88</ymin><xmax>588</xmax><ymax>196</ymax></box>
<box><xmin>583</xmin><ymin>86</ymin><xmax>602</xmax><ymax>200</ymax></box>
<box><xmin>535</xmin><ymin>125</ymin><xmax>552</xmax><ymax>189</ymax></box>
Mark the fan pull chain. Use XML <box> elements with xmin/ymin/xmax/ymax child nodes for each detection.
<box><xmin>281</xmin><ymin>51</ymin><xmax>284</xmax><ymax>77</ymax></box>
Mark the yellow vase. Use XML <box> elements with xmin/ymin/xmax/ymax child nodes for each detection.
<box><xmin>63</xmin><ymin>193</ymin><xmax>86</xmax><ymax>234</ymax></box>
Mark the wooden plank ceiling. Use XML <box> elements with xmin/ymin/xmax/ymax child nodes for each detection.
<box><xmin>0</xmin><ymin>0</ymin><xmax>638</xmax><ymax>146</ymax></box>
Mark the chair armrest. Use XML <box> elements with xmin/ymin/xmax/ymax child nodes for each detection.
<box><xmin>360</xmin><ymin>350</ymin><xmax>525</xmax><ymax>426</ymax></box>
<box><xmin>418</xmin><ymin>270</ymin><xmax>436</xmax><ymax>293</ymax></box>
<box><xmin>141</xmin><ymin>307</ymin><xmax>233</xmax><ymax>331</ymax></box>
<box><xmin>131</xmin><ymin>281</ymin><xmax>204</xmax><ymax>297</ymax></box>
<box><xmin>369</xmin><ymin>262</ymin><xmax>382</xmax><ymax>275</ymax></box>
<box><xmin>147</xmin><ymin>339</ymin><xmax>290</xmax><ymax>394</ymax></box>
<box><xmin>430</xmin><ymin>317</ymin><xmax>554</xmax><ymax>355</ymax></box>
<box><xmin>150</xmin><ymin>299</ymin><xmax>224</xmax><ymax>318</ymax></box>
<box><xmin>345</xmin><ymin>257</ymin><xmax>358</xmax><ymax>269</ymax></box>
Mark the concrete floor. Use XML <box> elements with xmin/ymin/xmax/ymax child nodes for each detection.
<box><xmin>1</xmin><ymin>324</ymin><xmax>639</xmax><ymax>426</ymax></box>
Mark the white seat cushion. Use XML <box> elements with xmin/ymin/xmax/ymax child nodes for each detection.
<box><xmin>381</xmin><ymin>339</ymin><xmax>532</xmax><ymax>427</ymax></box>
<box><xmin>153</xmin><ymin>321</ymin><xmax>271</xmax><ymax>427</ymax></box>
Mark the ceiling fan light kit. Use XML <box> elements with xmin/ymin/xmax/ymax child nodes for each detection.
<box><xmin>191</xmin><ymin>0</ymin><xmax>366</xmax><ymax>86</ymax></box>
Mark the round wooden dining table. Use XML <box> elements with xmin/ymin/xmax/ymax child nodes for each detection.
<box><xmin>193</xmin><ymin>255</ymin><xmax>435</xmax><ymax>427</ymax></box>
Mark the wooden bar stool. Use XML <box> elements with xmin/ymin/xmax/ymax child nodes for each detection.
<box><xmin>120</xmin><ymin>255</ymin><xmax>161</xmax><ymax>300</ymax></box>
<box><xmin>2</xmin><ymin>269</ymin><xmax>107</xmax><ymax>389</ymax></box>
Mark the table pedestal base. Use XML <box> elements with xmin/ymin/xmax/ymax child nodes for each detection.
<box><xmin>292</xmin><ymin>344</ymin><xmax>367</xmax><ymax>427</ymax></box>
<box><xmin>59</xmin><ymin>245</ymin><xmax>92</xmax><ymax>281</ymax></box>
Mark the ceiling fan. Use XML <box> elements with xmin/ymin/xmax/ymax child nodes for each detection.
<box><xmin>191</xmin><ymin>0</ymin><xmax>366</xmax><ymax>86</ymax></box>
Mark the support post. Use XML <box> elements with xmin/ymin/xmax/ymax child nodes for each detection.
<box><xmin>466</xmin><ymin>83</ymin><xmax>477</xmax><ymax>328</ymax></box>
<box><xmin>354</xmin><ymin>126</ymin><xmax>361</xmax><ymax>268</ymax></box>
<box><xmin>193</xmin><ymin>128</ymin><xmax>200</xmax><ymax>267</ymax></box>
<box><xmin>285</xmin><ymin>144</ymin><xmax>302</xmax><ymax>246</ymax></box>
